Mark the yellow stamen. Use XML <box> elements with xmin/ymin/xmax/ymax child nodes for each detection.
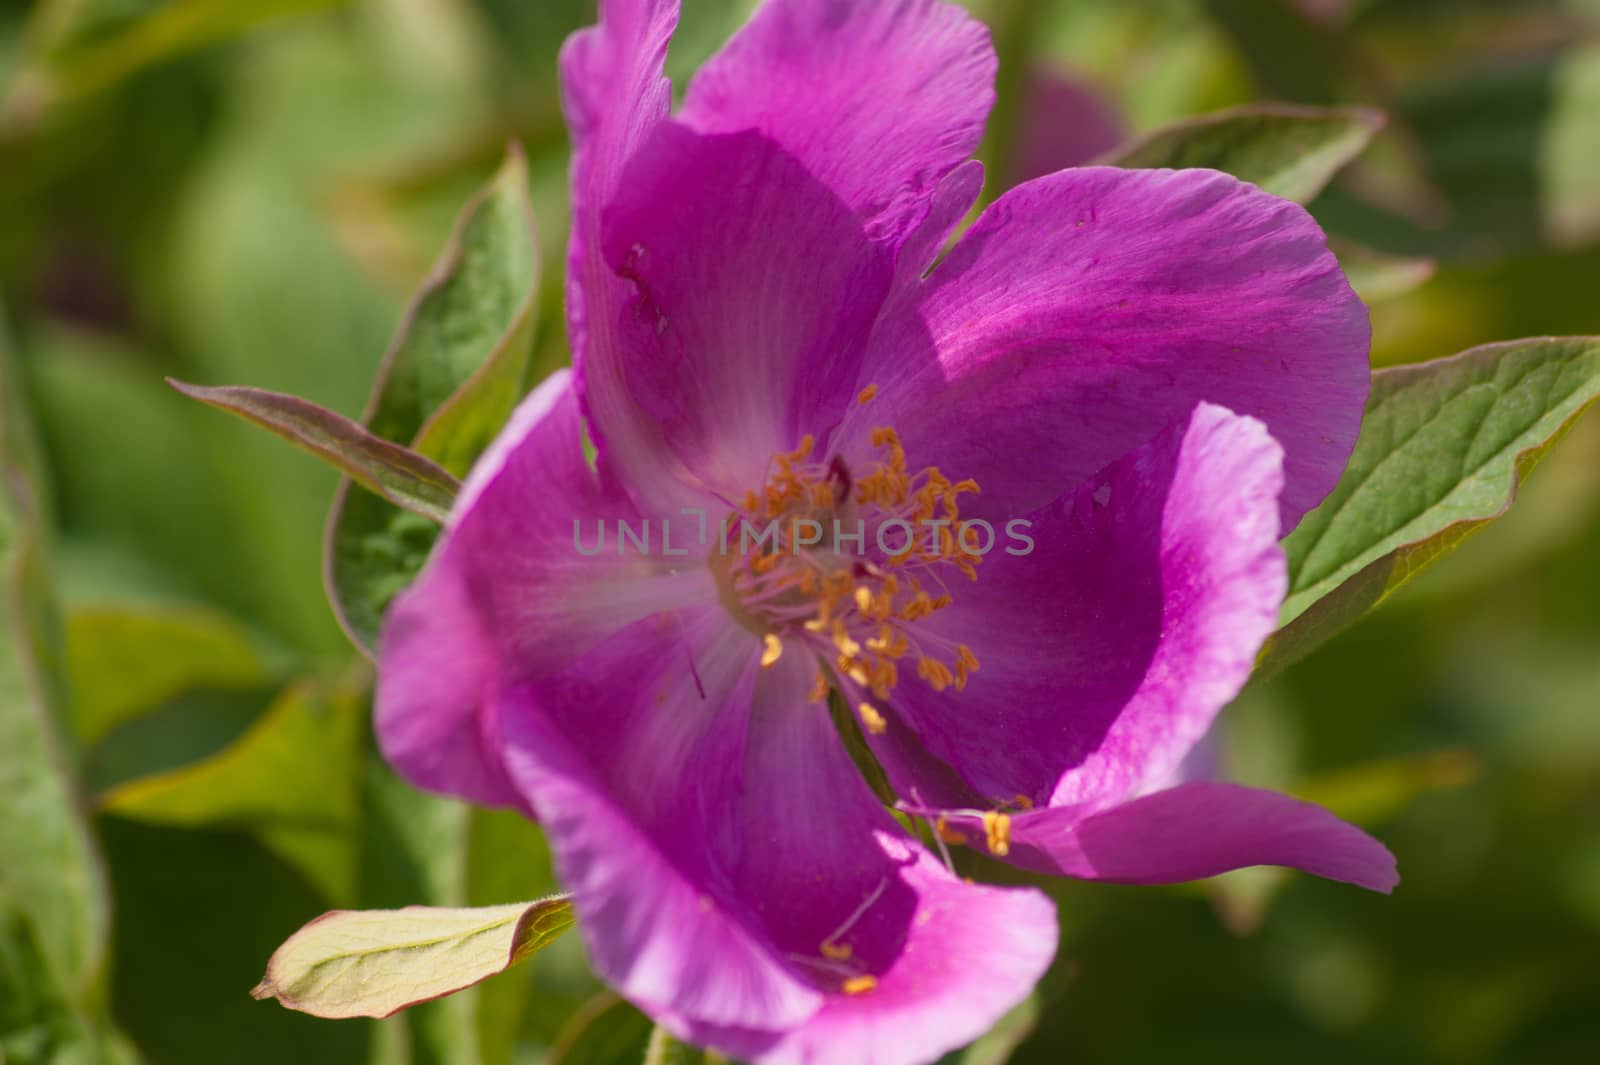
<box><xmin>760</xmin><ymin>633</ymin><xmax>784</xmax><ymax>668</ymax></box>
<box><xmin>953</xmin><ymin>645</ymin><xmax>980</xmax><ymax>691</ymax></box>
<box><xmin>821</xmin><ymin>941</ymin><xmax>853</xmax><ymax>961</ymax></box>
<box><xmin>842</xmin><ymin>975</ymin><xmax>878</xmax><ymax>996</ymax></box>
<box><xmin>856</xmin><ymin>384</ymin><xmax>879</xmax><ymax>405</ymax></box>
<box><xmin>982</xmin><ymin>810</ymin><xmax>1012</xmax><ymax>857</ymax></box>
<box><xmin>724</xmin><ymin>426</ymin><xmax>985</xmax><ymax>718</ymax></box>
<box><xmin>935</xmin><ymin>815</ymin><xmax>965</xmax><ymax>845</ymax></box>
<box><xmin>832</xmin><ymin>620</ymin><xmax>862</xmax><ymax>659</ymax></box>
<box><xmin>918</xmin><ymin>657</ymin><xmax>954</xmax><ymax>692</ymax></box>
<box><xmin>858</xmin><ymin>702</ymin><xmax>887</xmax><ymax>736</ymax></box>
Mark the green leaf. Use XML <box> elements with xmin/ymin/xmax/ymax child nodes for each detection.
<box><xmin>1261</xmin><ymin>337</ymin><xmax>1600</xmax><ymax>674</ymax></box>
<box><xmin>360</xmin><ymin>145</ymin><xmax>541</xmax><ymax>478</ymax></box>
<box><xmin>97</xmin><ymin>677</ymin><xmax>364</xmax><ymax>904</ymax></box>
<box><xmin>66</xmin><ymin>603</ymin><xmax>273</xmax><ymax>745</ymax></box>
<box><xmin>1</xmin><ymin>446</ymin><xmax>105</xmax><ymax>1008</ymax></box>
<box><xmin>85</xmin><ymin>686</ymin><xmax>277</xmax><ymax>798</ymax></box>
<box><xmin>326</xmin><ymin>144</ymin><xmax>541</xmax><ymax>653</ymax></box>
<box><xmin>1332</xmin><ymin>240</ymin><xmax>1437</xmax><ymax>304</ymax></box>
<box><xmin>1100</xmin><ymin>103</ymin><xmax>1384</xmax><ymax>203</ymax></box>
<box><xmin>0</xmin><ymin>321</ymin><xmax>125</xmax><ymax>1057</ymax></box>
<box><xmin>251</xmin><ymin>897</ymin><xmax>574</xmax><ymax>1020</ymax></box>
<box><xmin>0</xmin><ymin>328</ymin><xmax>102</xmax><ymax>991</ymax></box>
<box><xmin>169</xmin><ymin>380</ymin><xmax>460</xmax><ymax>524</ymax></box>
<box><xmin>3</xmin><ymin>0</ymin><xmax>349</xmax><ymax>131</ymax></box>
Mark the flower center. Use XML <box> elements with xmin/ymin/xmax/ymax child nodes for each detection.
<box><xmin>713</xmin><ymin>387</ymin><xmax>982</xmax><ymax>735</ymax></box>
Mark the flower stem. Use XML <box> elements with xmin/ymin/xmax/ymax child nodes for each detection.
<box><xmin>642</xmin><ymin>1025</ymin><xmax>725</xmax><ymax>1065</ymax></box>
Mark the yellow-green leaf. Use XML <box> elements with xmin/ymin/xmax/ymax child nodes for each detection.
<box><xmin>67</xmin><ymin>603</ymin><xmax>271</xmax><ymax>745</ymax></box>
<box><xmin>252</xmin><ymin>897</ymin><xmax>574</xmax><ymax>1019</ymax></box>
<box><xmin>96</xmin><ymin>676</ymin><xmax>363</xmax><ymax>903</ymax></box>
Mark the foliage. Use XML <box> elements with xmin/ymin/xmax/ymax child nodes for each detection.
<box><xmin>1263</xmin><ymin>338</ymin><xmax>1600</xmax><ymax>675</ymax></box>
<box><xmin>324</xmin><ymin>143</ymin><xmax>541</xmax><ymax>654</ymax></box>
<box><xmin>252</xmin><ymin>898</ymin><xmax>575</xmax><ymax>1020</ymax></box>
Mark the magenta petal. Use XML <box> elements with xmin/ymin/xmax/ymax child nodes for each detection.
<box><xmin>1005</xmin><ymin>782</ymin><xmax>1399</xmax><ymax>893</ymax></box>
<box><xmin>561</xmin><ymin>0</ymin><xmax>696</xmax><ymax>509</ymax></box>
<box><xmin>601</xmin><ymin>123</ymin><xmax>893</xmax><ymax>491</ymax></box>
<box><xmin>560</xmin><ymin>0</ymin><xmax>676</xmax><ymax>162</ymax></box>
<box><xmin>855</xmin><ymin>166</ymin><xmax>1370</xmax><ymax>531</ymax></box>
<box><xmin>672</xmin><ymin>840</ymin><xmax>1058</xmax><ymax>1065</ymax></box>
<box><xmin>875</xmin><ymin>404</ymin><xmax>1286</xmax><ymax>813</ymax></box>
<box><xmin>681</xmin><ymin>0</ymin><xmax>995</xmax><ymax>254</ymax></box>
<box><xmin>377</xmin><ymin>556</ymin><xmax>512</xmax><ymax>808</ymax></box>
<box><xmin>375</xmin><ymin>370</ymin><xmax>712</xmax><ymax>808</ymax></box>
<box><xmin>497</xmin><ymin>607</ymin><xmax>1052</xmax><ymax>1059</ymax></box>
<box><xmin>498</xmin><ymin>614</ymin><xmax>820</xmax><ymax>1030</ymax></box>
<box><xmin>892</xmin><ymin>159</ymin><xmax>985</xmax><ymax>292</ymax></box>
<box><xmin>751</xmin><ymin>856</ymin><xmax>1054</xmax><ymax>1065</ymax></box>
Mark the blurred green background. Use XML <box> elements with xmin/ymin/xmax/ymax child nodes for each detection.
<box><xmin>2</xmin><ymin>0</ymin><xmax>1599</xmax><ymax>1063</ymax></box>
